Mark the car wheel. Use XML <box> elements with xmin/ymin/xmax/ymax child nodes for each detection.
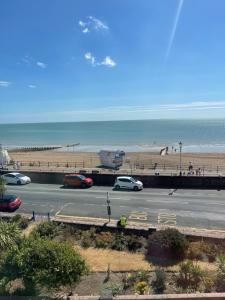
<box><xmin>17</xmin><ymin>180</ymin><xmax>22</xmax><ymax>185</ymax></box>
<box><xmin>133</xmin><ymin>186</ymin><xmax>139</xmax><ymax>191</ymax></box>
<box><xmin>115</xmin><ymin>185</ymin><xmax>120</xmax><ymax>190</ymax></box>
<box><xmin>81</xmin><ymin>183</ymin><xmax>86</xmax><ymax>189</ymax></box>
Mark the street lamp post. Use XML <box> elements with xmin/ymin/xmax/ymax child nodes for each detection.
<box><xmin>179</xmin><ymin>141</ymin><xmax>182</xmax><ymax>176</ymax></box>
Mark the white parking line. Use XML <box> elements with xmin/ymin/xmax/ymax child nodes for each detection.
<box><xmin>55</xmin><ymin>203</ymin><xmax>73</xmax><ymax>216</ymax></box>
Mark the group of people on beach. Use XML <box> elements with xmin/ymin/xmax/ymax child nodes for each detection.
<box><xmin>185</xmin><ymin>162</ymin><xmax>203</xmax><ymax>176</ymax></box>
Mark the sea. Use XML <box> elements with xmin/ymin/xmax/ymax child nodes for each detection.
<box><xmin>1</xmin><ymin>119</ymin><xmax>225</xmax><ymax>153</ymax></box>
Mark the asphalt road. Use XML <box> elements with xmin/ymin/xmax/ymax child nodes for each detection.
<box><xmin>5</xmin><ymin>183</ymin><xmax>225</xmax><ymax>230</ymax></box>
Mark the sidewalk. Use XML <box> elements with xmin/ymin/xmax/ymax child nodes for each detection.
<box><xmin>53</xmin><ymin>214</ymin><xmax>225</xmax><ymax>239</ymax></box>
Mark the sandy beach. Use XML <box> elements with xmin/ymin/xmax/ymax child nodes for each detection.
<box><xmin>8</xmin><ymin>150</ymin><xmax>225</xmax><ymax>175</ymax></box>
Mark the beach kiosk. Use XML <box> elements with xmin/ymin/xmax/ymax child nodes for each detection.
<box><xmin>0</xmin><ymin>144</ymin><xmax>11</xmax><ymax>168</ymax></box>
<box><xmin>99</xmin><ymin>150</ymin><xmax>125</xmax><ymax>169</ymax></box>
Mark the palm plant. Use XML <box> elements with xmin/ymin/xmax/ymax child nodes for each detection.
<box><xmin>0</xmin><ymin>221</ymin><xmax>21</xmax><ymax>251</ymax></box>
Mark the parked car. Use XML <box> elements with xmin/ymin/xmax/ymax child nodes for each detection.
<box><xmin>0</xmin><ymin>194</ymin><xmax>22</xmax><ymax>212</ymax></box>
<box><xmin>1</xmin><ymin>172</ymin><xmax>31</xmax><ymax>185</ymax></box>
<box><xmin>114</xmin><ymin>176</ymin><xmax>143</xmax><ymax>191</ymax></box>
<box><xmin>63</xmin><ymin>174</ymin><xmax>93</xmax><ymax>188</ymax></box>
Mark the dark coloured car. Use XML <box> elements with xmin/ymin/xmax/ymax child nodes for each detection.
<box><xmin>0</xmin><ymin>194</ymin><xmax>22</xmax><ymax>212</ymax></box>
<box><xmin>63</xmin><ymin>174</ymin><xmax>93</xmax><ymax>188</ymax></box>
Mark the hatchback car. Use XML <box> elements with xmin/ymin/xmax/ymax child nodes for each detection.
<box><xmin>1</xmin><ymin>172</ymin><xmax>31</xmax><ymax>185</ymax></box>
<box><xmin>0</xmin><ymin>194</ymin><xmax>22</xmax><ymax>212</ymax></box>
<box><xmin>114</xmin><ymin>176</ymin><xmax>143</xmax><ymax>191</ymax></box>
<box><xmin>63</xmin><ymin>174</ymin><xmax>93</xmax><ymax>188</ymax></box>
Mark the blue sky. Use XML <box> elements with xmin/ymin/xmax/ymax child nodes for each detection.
<box><xmin>1</xmin><ymin>0</ymin><xmax>225</xmax><ymax>123</ymax></box>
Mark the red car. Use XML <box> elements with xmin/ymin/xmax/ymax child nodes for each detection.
<box><xmin>0</xmin><ymin>195</ymin><xmax>22</xmax><ymax>212</ymax></box>
<box><xmin>63</xmin><ymin>174</ymin><xmax>93</xmax><ymax>188</ymax></box>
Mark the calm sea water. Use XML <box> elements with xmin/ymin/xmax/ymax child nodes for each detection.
<box><xmin>1</xmin><ymin>119</ymin><xmax>225</xmax><ymax>153</ymax></box>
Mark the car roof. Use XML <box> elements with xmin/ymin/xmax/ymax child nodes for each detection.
<box><xmin>4</xmin><ymin>172</ymin><xmax>23</xmax><ymax>176</ymax></box>
<box><xmin>0</xmin><ymin>194</ymin><xmax>17</xmax><ymax>202</ymax></box>
<box><xmin>117</xmin><ymin>176</ymin><xmax>133</xmax><ymax>180</ymax></box>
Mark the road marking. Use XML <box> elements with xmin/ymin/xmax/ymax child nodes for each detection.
<box><xmin>158</xmin><ymin>211</ymin><xmax>177</xmax><ymax>226</ymax></box>
<box><xmin>128</xmin><ymin>211</ymin><xmax>148</xmax><ymax>221</ymax></box>
<box><xmin>55</xmin><ymin>203</ymin><xmax>73</xmax><ymax>216</ymax></box>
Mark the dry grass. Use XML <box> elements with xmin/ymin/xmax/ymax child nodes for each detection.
<box><xmin>22</xmin><ymin>222</ymin><xmax>40</xmax><ymax>237</ymax></box>
<box><xmin>76</xmin><ymin>246</ymin><xmax>152</xmax><ymax>272</ymax></box>
<box><xmin>76</xmin><ymin>246</ymin><xmax>217</xmax><ymax>273</ymax></box>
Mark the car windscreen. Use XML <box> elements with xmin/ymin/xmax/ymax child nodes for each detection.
<box><xmin>15</xmin><ymin>174</ymin><xmax>25</xmax><ymax>178</ymax></box>
<box><xmin>0</xmin><ymin>195</ymin><xmax>17</xmax><ymax>203</ymax></box>
<box><xmin>79</xmin><ymin>175</ymin><xmax>86</xmax><ymax>180</ymax></box>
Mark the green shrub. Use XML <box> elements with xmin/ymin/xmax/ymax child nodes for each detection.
<box><xmin>127</xmin><ymin>235</ymin><xmax>142</xmax><ymax>252</ymax></box>
<box><xmin>152</xmin><ymin>267</ymin><xmax>166</xmax><ymax>294</ymax></box>
<box><xmin>204</xmin><ymin>243</ymin><xmax>217</xmax><ymax>263</ymax></box>
<box><xmin>95</xmin><ymin>232</ymin><xmax>113</xmax><ymax>248</ymax></box>
<box><xmin>0</xmin><ymin>236</ymin><xmax>88</xmax><ymax>294</ymax></box>
<box><xmin>11</xmin><ymin>215</ymin><xmax>29</xmax><ymax>230</ymax></box>
<box><xmin>216</xmin><ymin>253</ymin><xmax>225</xmax><ymax>291</ymax></box>
<box><xmin>187</xmin><ymin>241</ymin><xmax>205</xmax><ymax>260</ymax></box>
<box><xmin>32</xmin><ymin>221</ymin><xmax>60</xmax><ymax>239</ymax></box>
<box><xmin>148</xmin><ymin>228</ymin><xmax>188</xmax><ymax>260</ymax></box>
<box><xmin>81</xmin><ymin>231</ymin><xmax>93</xmax><ymax>248</ymax></box>
<box><xmin>112</xmin><ymin>232</ymin><xmax>127</xmax><ymax>251</ymax></box>
<box><xmin>106</xmin><ymin>283</ymin><xmax>123</xmax><ymax>296</ymax></box>
<box><xmin>176</xmin><ymin>261</ymin><xmax>205</xmax><ymax>292</ymax></box>
<box><xmin>134</xmin><ymin>281</ymin><xmax>149</xmax><ymax>295</ymax></box>
<box><xmin>123</xmin><ymin>271</ymin><xmax>149</xmax><ymax>289</ymax></box>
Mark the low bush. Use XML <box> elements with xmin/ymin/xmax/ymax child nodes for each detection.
<box><xmin>148</xmin><ymin>228</ymin><xmax>188</xmax><ymax>260</ymax></box>
<box><xmin>32</xmin><ymin>221</ymin><xmax>60</xmax><ymax>239</ymax></box>
<box><xmin>127</xmin><ymin>234</ymin><xmax>142</xmax><ymax>252</ymax></box>
<box><xmin>95</xmin><ymin>232</ymin><xmax>113</xmax><ymax>248</ymax></box>
<box><xmin>106</xmin><ymin>283</ymin><xmax>123</xmax><ymax>296</ymax></box>
<box><xmin>216</xmin><ymin>253</ymin><xmax>225</xmax><ymax>291</ymax></box>
<box><xmin>11</xmin><ymin>215</ymin><xmax>29</xmax><ymax>230</ymax></box>
<box><xmin>204</xmin><ymin>243</ymin><xmax>217</xmax><ymax>263</ymax></box>
<box><xmin>152</xmin><ymin>267</ymin><xmax>166</xmax><ymax>294</ymax></box>
<box><xmin>112</xmin><ymin>233</ymin><xmax>127</xmax><ymax>251</ymax></box>
<box><xmin>123</xmin><ymin>271</ymin><xmax>149</xmax><ymax>289</ymax></box>
<box><xmin>81</xmin><ymin>231</ymin><xmax>93</xmax><ymax>248</ymax></box>
<box><xmin>176</xmin><ymin>260</ymin><xmax>205</xmax><ymax>292</ymax></box>
<box><xmin>134</xmin><ymin>281</ymin><xmax>149</xmax><ymax>295</ymax></box>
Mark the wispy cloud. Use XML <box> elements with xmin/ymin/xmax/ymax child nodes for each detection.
<box><xmin>165</xmin><ymin>0</ymin><xmax>184</xmax><ymax>60</ymax></box>
<box><xmin>84</xmin><ymin>52</ymin><xmax>116</xmax><ymax>68</ymax></box>
<box><xmin>21</xmin><ymin>55</ymin><xmax>33</xmax><ymax>65</ymax></box>
<box><xmin>28</xmin><ymin>84</ymin><xmax>36</xmax><ymax>89</ymax></box>
<box><xmin>3</xmin><ymin>101</ymin><xmax>225</xmax><ymax>123</ymax></box>
<box><xmin>36</xmin><ymin>61</ymin><xmax>47</xmax><ymax>69</ymax></box>
<box><xmin>84</xmin><ymin>52</ymin><xmax>96</xmax><ymax>66</ymax></box>
<box><xmin>0</xmin><ymin>81</ymin><xmax>11</xmax><ymax>87</ymax></box>
<box><xmin>100</xmin><ymin>56</ymin><xmax>116</xmax><ymax>67</ymax></box>
<box><xmin>78</xmin><ymin>16</ymin><xmax>108</xmax><ymax>33</ymax></box>
<box><xmin>89</xmin><ymin>16</ymin><xmax>108</xmax><ymax>30</ymax></box>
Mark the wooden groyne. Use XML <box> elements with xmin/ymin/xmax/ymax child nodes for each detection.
<box><xmin>9</xmin><ymin>146</ymin><xmax>62</xmax><ymax>152</ymax></box>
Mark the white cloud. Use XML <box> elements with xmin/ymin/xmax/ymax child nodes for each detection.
<box><xmin>36</xmin><ymin>61</ymin><xmax>47</xmax><ymax>69</ymax></box>
<box><xmin>100</xmin><ymin>56</ymin><xmax>116</xmax><ymax>67</ymax></box>
<box><xmin>84</xmin><ymin>52</ymin><xmax>116</xmax><ymax>68</ymax></box>
<box><xmin>88</xmin><ymin>16</ymin><xmax>108</xmax><ymax>30</ymax></box>
<box><xmin>82</xmin><ymin>28</ymin><xmax>89</xmax><ymax>33</ymax></box>
<box><xmin>78</xmin><ymin>20</ymin><xmax>86</xmax><ymax>27</ymax></box>
<box><xmin>84</xmin><ymin>52</ymin><xmax>96</xmax><ymax>66</ymax></box>
<box><xmin>78</xmin><ymin>16</ymin><xmax>108</xmax><ymax>33</ymax></box>
<box><xmin>0</xmin><ymin>81</ymin><xmax>11</xmax><ymax>87</ymax></box>
<box><xmin>28</xmin><ymin>84</ymin><xmax>36</xmax><ymax>89</ymax></box>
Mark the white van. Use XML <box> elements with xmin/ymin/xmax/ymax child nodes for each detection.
<box><xmin>114</xmin><ymin>176</ymin><xmax>143</xmax><ymax>191</ymax></box>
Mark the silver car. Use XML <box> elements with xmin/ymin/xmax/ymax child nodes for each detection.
<box><xmin>114</xmin><ymin>176</ymin><xmax>143</xmax><ymax>191</ymax></box>
<box><xmin>1</xmin><ymin>172</ymin><xmax>31</xmax><ymax>185</ymax></box>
